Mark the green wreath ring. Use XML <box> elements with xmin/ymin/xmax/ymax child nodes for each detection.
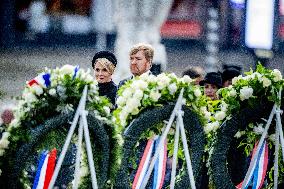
<box><xmin>210</xmin><ymin>98</ymin><xmax>274</xmax><ymax>189</ymax></box>
<box><xmin>115</xmin><ymin>104</ymin><xmax>205</xmax><ymax>188</ymax></box>
<box><xmin>0</xmin><ymin>112</ymin><xmax>110</xmax><ymax>189</ymax></box>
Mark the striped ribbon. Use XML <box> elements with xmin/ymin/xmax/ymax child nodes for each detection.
<box><xmin>236</xmin><ymin>140</ymin><xmax>269</xmax><ymax>189</ymax></box>
<box><xmin>132</xmin><ymin>138</ymin><xmax>155</xmax><ymax>189</ymax></box>
<box><xmin>132</xmin><ymin>136</ymin><xmax>167</xmax><ymax>189</ymax></box>
<box><xmin>152</xmin><ymin>137</ymin><xmax>167</xmax><ymax>189</ymax></box>
<box><xmin>32</xmin><ymin>149</ymin><xmax>57</xmax><ymax>189</ymax></box>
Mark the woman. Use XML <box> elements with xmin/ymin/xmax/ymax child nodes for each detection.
<box><xmin>92</xmin><ymin>51</ymin><xmax>117</xmax><ymax>105</ymax></box>
<box><xmin>199</xmin><ymin>72</ymin><xmax>223</xmax><ymax>100</ymax></box>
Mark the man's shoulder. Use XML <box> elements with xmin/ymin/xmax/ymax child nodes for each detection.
<box><xmin>118</xmin><ymin>76</ymin><xmax>132</xmax><ymax>88</ymax></box>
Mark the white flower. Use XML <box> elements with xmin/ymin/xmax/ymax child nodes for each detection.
<box><xmin>182</xmin><ymin>75</ymin><xmax>192</xmax><ymax>83</ymax></box>
<box><xmin>253</xmin><ymin>124</ymin><xmax>264</xmax><ymax>135</ymax></box>
<box><xmin>31</xmin><ymin>84</ymin><xmax>43</xmax><ymax>96</ymax></box>
<box><xmin>133</xmin><ymin>89</ymin><xmax>144</xmax><ymax>100</ymax></box>
<box><xmin>0</xmin><ymin>149</ymin><xmax>4</xmax><ymax>156</ymax></box>
<box><xmin>261</xmin><ymin>77</ymin><xmax>271</xmax><ymax>87</ymax></box>
<box><xmin>204</xmin><ymin>121</ymin><xmax>219</xmax><ymax>134</ymax></box>
<box><xmin>204</xmin><ymin>111</ymin><xmax>211</xmax><ymax>120</ymax></box>
<box><xmin>194</xmin><ymin>88</ymin><xmax>202</xmax><ymax>97</ymax></box>
<box><xmin>149</xmin><ymin>90</ymin><xmax>161</xmax><ymax>102</ymax></box>
<box><xmin>272</xmin><ymin>69</ymin><xmax>282</xmax><ymax>82</ymax></box>
<box><xmin>0</xmin><ymin>138</ymin><xmax>10</xmax><ymax>149</ymax></box>
<box><xmin>23</xmin><ymin>92</ymin><xmax>37</xmax><ymax>103</ymax></box>
<box><xmin>133</xmin><ymin>80</ymin><xmax>148</xmax><ymax>90</ymax></box>
<box><xmin>214</xmin><ymin>111</ymin><xmax>226</xmax><ymax>121</ymax></box>
<box><xmin>1</xmin><ymin>132</ymin><xmax>10</xmax><ymax>140</ymax></box>
<box><xmin>232</xmin><ymin>76</ymin><xmax>242</xmax><ymax>85</ymax></box>
<box><xmin>103</xmin><ymin>106</ymin><xmax>110</xmax><ymax>115</ymax></box>
<box><xmin>116</xmin><ymin>96</ymin><xmax>126</xmax><ymax>107</ymax></box>
<box><xmin>48</xmin><ymin>88</ymin><xmax>57</xmax><ymax>96</ymax></box>
<box><xmin>220</xmin><ymin>102</ymin><xmax>228</xmax><ymax>112</ymax></box>
<box><xmin>234</xmin><ymin>131</ymin><xmax>242</xmax><ymax>138</ymax></box>
<box><xmin>157</xmin><ymin>73</ymin><xmax>171</xmax><ymax>89</ymax></box>
<box><xmin>60</xmin><ymin>64</ymin><xmax>75</xmax><ymax>75</ymax></box>
<box><xmin>122</xmin><ymin>88</ymin><xmax>133</xmax><ymax>98</ymax></box>
<box><xmin>229</xmin><ymin>88</ymin><xmax>237</xmax><ymax>97</ymax></box>
<box><xmin>168</xmin><ymin>83</ymin><xmax>177</xmax><ymax>95</ymax></box>
<box><xmin>239</xmin><ymin>86</ymin><xmax>253</xmax><ymax>101</ymax></box>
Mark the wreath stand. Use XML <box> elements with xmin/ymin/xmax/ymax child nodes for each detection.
<box><xmin>48</xmin><ymin>86</ymin><xmax>98</xmax><ymax>189</ymax></box>
<box><xmin>240</xmin><ymin>88</ymin><xmax>284</xmax><ymax>189</ymax></box>
<box><xmin>140</xmin><ymin>88</ymin><xmax>196</xmax><ymax>189</ymax></box>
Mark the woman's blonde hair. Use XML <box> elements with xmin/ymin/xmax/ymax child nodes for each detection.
<box><xmin>95</xmin><ymin>58</ymin><xmax>115</xmax><ymax>74</ymax></box>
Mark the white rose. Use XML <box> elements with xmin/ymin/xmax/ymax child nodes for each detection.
<box><xmin>234</xmin><ymin>131</ymin><xmax>242</xmax><ymax>138</ymax></box>
<box><xmin>133</xmin><ymin>89</ymin><xmax>144</xmax><ymax>99</ymax></box>
<box><xmin>272</xmin><ymin>69</ymin><xmax>282</xmax><ymax>82</ymax></box>
<box><xmin>232</xmin><ymin>76</ymin><xmax>240</xmax><ymax>85</ymax></box>
<box><xmin>204</xmin><ymin>122</ymin><xmax>216</xmax><ymax>134</ymax></box>
<box><xmin>229</xmin><ymin>88</ymin><xmax>237</xmax><ymax>97</ymax></box>
<box><xmin>214</xmin><ymin>111</ymin><xmax>226</xmax><ymax>121</ymax></box>
<box><xmin>23</xmin><ymin>92</ymin><xmax>37</xmax><ymax>103</ymax></box>
<box><xmin>1</xmin><ymin>132</ymin><xmax>10</xmax><ymax>140</ymax></box>
<box><xmin>103</xmin><ymin>106</ymin><xmax>110</xmax><ymax>115</ymax></box>
<box><xmin>194</xmin><ymin>88</ymin><xmax>202</xmax><ymax>97</ymax></box>
<box><xmin>239</xmin><ymin>86</ymin><xmax>253</xmax><ymax>101</ymax></box>
<box><xmin>253</xmin><ymin>125</ymin><xmax>264</xmax><ymax>135</ymax></box>
<box><xmin>182</xmin><ymin>75</ymin><xmax>193</xmax><ymax>83</ymax></box>
<box><xmin>261</xmin><ymin>77</ymin><xmax>271</xmax><ymax>87</ymax></box>
<box><xmin>132</xmin><ymin>107</ymin><xmax>140</xmax><ymax>115</ymax></box>
<box><xmin>116</xmin><ymin>96</ymin><xmax>126</xmax><ymax>107</ymax></box>
<box><xmin>221</xmin><ymin>102</ymin><xmax>228</xmax><ymax>112</ymax></box>
<box><xmin>31</xmin><ymin>85</ymin><xmax>43</xmax><ymax>96</ymax></box>
<box><xmin>149</xmin><ymin>90</ymin><xmax>161</xmax><ymax>102</ymax></box>
<box><xmin>168</xmin><ymin>83</ymin><xmax>177</xmax><ymax>95</ymax></box>
<box><xmin>134</xmin><ymin>80</ymin><xmax>148</xmax><ymax>90</ymax></box>
<box><xmin>48</xmin><ymin>88</ymin><xmax>57</xmax><ymax>96</ymax></box>
<box><xmin>0</xmin><ymin>149</ymin><xmax>4</xmax><ymax>156</ymax></box>
<box><xmin>204</xmin><ymin>111</ymin><xmax>211</xmax><ymax>120</ymax></box>
<box><xmin>60</xmin><ymin>64</ymin><xmax>75</xmax><ymax>75</ymax></box>
<box><xmin>122</xmin><ymin>88</ymin><xmax>133</xmax><ymax>98</ymax></box>
<box><xmin>0</xmin><ymin>139</ymin><xmax>10</xmax><ymax>149</ymax></box>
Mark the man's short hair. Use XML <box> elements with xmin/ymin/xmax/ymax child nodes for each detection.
<box><xmin>129</xmin><ymin>43</ymin><xmax>154</xmax><ymax>63</ymax></box>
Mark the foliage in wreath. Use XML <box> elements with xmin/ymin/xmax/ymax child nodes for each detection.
<box><xmin>113</xmin><ymin>73</ymin><xmax>207</xmax><ymax>188</ymax></box>
<box><xmin>209</xmin><ymin>64</ymin><xmax>284</xmax><ymax>188</ymax></box>
<box><xmin>0</xmin><ymin>65</ymin><xmax>120</xmax><ymax>187</ymax></box>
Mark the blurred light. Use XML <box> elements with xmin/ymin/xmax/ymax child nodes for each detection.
<box><xmin>230</xmin><ymin>0</ymin><xmax>245</xmax><ymax>9</ymax></box>
<box><xmin>245</xmin><ymin>0</ymin><xmax>275</xmax><ymax>50</ymax></box>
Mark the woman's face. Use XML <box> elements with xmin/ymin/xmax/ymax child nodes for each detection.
<box><xmin>94</xmin><ymin>62</ymin><xmax>112</xmax><ymax>83</ymax></box>
<box><xmin>204</xmin><ymin>83</ymin><xmax>218</xmax><ymax>100</ymax></box>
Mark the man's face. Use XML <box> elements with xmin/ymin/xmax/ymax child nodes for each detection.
<box><xmin>130</xmin><ymin>50</ymin><xmax>151</xmax><ymax>76</ymax></box>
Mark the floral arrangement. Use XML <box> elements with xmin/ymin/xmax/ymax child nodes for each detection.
<box><xmin>113</xmin><ymin>72</ymin><xmax>208</xmax><ymax>130</ymax></box>
<box><xmin>113</xmin><ymin>73</ymin><xmax>207</xmax><ymax>188</ymax></box>
<box><xmin>0</xmin><ymin>65</ymin><xmax>115</xmax><ymax>187</ymax></box>
<box><xmin>209</xmin><ymin>64</ymin><xmax>284</xmax><ymax>188</ymax></box>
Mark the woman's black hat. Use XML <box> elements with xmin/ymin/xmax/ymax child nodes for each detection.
<box><xmin>92</xmin><ymin>51</ymin><xmax>117</xmax><ymax>68</ymax></box>
<box><xmin>222</xmin><ymin>65</ymin><xmax>241</xmax><ymax>82</ymax></box>
<box><xmin>199</xmin><ymin>72</ymin><xmax>223</xmax><ymax>88</ymax></box>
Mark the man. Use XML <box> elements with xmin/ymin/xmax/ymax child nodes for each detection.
<box><xmin>118</xmin><ymin>43</ymin><xmax>154</xmax><ymax>88</ymax></box>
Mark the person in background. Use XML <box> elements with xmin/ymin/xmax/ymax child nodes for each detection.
<box><xmin>0</xmin><ymin>104</ymin><xmax>15</xmax><ymax>137</ymax></box>
<box><xmin>222</xmin><ymin>64</ymin><xmax>242</xmax><ymax>87</ymax></box>
<box><xmin>200</xmin><ymin>72</ymin><xmax>223</xmax><ymax>100</ymax></box>
<box><xmin>92</xmin><ymin>51</ymin><xmax>118</xmax><ymax>105</ymax></box>
<box><xmin>182</xmin><ymin>66</ymin><xmax>205</xmax><ymax>85</ymax></box>
<box><xmin>118</xmin><ymin>43</ymin><xmax>154</xmax><ymax>88</ymax></box>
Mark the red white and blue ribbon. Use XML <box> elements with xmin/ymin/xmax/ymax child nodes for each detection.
<box><xmin>236</xmin><ymin>140</ymin><xmax>269</xmax><ymax>189</ymax></box>
<box><xmin>28</xmin><ymin>73</ymin><xmax>51</xmax><ymax>88</ymax></box>
<box><xmin>32</xmin><ymin>149</ymin><xmax>57</xmax><ymax>189</ymax></box>
<box><xmin>152</xmin><ymin>137</ymin><xmax>167</xmax><ymax>189</ymax></box>
<box><xmin>132</xmin><ymin>136</ymin><xmax>167</xmax><ymax>189</ymax></box>
<box><xmin>132</xmin><ymin>138</ymin><xmax>155</xmax><ymax>189</ymax></box>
